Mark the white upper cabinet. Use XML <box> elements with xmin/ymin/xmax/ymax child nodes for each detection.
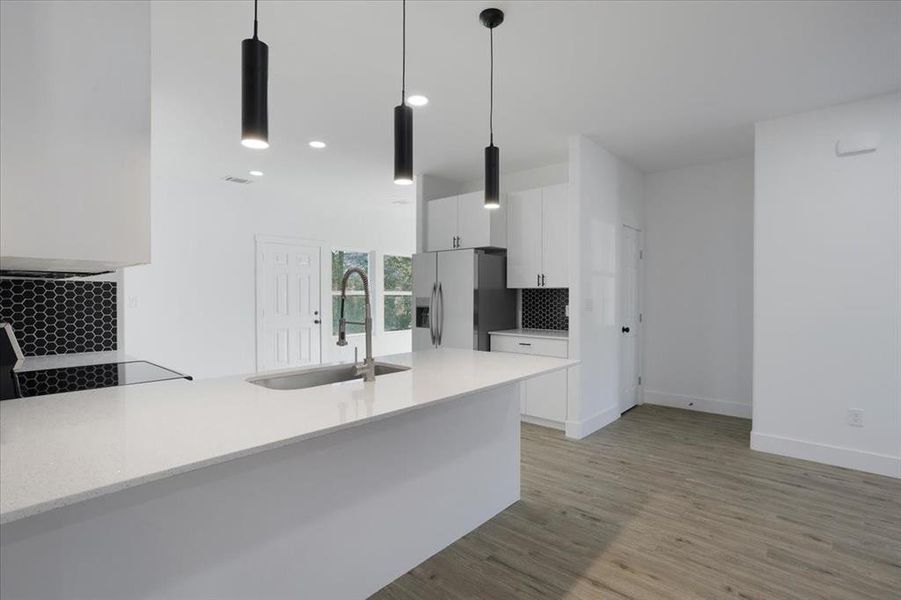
<box><xmin>426</xmin><ymin>196</ymin><xmax>458</xmax><ymax>252</ymax></box>
<box><xmin>540</xmin><ymin>184</ymin><xmax>569</xmax><ymax>288</ymax></box>
<box><xmin>505</xmin><ymin>184</ymin><xmax>569</xmax><ymax>288</ymax></box>
<box><xmin>425</xmin><ymin>192</ymin><xmax>506</xmax><ymax>252</ymax></box>
<box><xmin>0</xmin><ymin>1</ymin><xmax>151</xmax><ymax>274</ymax></box>
<box><xmin>506</xmin><ymin>188</ymin><xmax>543</xmax><ymax>288</ymax></box>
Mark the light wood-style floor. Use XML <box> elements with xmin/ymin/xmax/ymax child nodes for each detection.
<box><xmin>373</xmin><ymin>405</ymin><xmax>901</xmax><ymax>600</ymax></box>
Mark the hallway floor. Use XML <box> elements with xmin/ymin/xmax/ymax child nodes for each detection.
<box><xmin>373</xmin><ymin>405</ymin><xmax>901</xmax><ymax>600</ymax></box>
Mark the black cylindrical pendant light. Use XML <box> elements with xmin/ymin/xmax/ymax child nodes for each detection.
<box><xmin>485</xmin><ymin>144</ymin><xmax>499</xmax><ymax>205</ymax></box>
<box><xmin>242</xmin><ymin>0</ymin><xmax>269</xmax><ymax>149</ymax></box>
<box><xmin>394</xmin><ymin>0</ymin><xmax>413</xmax><ymax>185</ymax></box>
<box><xmin>395</xmin><ymin>104</ymin><xmax>413</xmax><ymax>184</ymax></box>
<box><xmin>480</xmin><ymin>8</ymin><xmax>504</xmax><ymax>209</ymax></box>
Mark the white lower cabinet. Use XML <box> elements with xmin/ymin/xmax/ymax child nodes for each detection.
<box><xmin>490</xmin><ymin>332</ymin><xmax>568</xmax><ymax>429</ymax></box>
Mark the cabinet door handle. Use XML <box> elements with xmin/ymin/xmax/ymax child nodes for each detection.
<box><xmin>541</xmin><ymin>274</ymin><xmax>546</xmax><ymax>286</ymax></box>
<box><xmin>537</xmin><ymin>274</ymin><xmax>540</xmax><ymax>286</ymax></box>
<box><xmin>518</xmin><ymin>342</ymin><xmax>532</xmax><ymax>347</ymax></box>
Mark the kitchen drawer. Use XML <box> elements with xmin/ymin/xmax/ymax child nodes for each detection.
<box><xmin>490</xmin><ymin>335</ymin><xmax>568</xmax><ymax>358</ymax></box>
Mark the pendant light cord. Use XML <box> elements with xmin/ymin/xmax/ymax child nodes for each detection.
<box><xmin>489</xmin><ymin>27</ymin><xmax>494</xmax><ymax>145</ymax></box>
<box><xmin>253</xmin><ymin>0</ymin><xmax>259</xmax><ymax>39</ymax></box>
<box><xmin>401</xmin><ymin>0</ymin><xmax>406</xmax><ymax>103</ymax></box>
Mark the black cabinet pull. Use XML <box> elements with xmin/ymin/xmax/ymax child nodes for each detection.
<box><xmin>537</xmin><ymin>274</ymin><xmax>540</xmax><ymax>286</ymax></box>
<box><xmin>541</xmin><ymin>274</ymin><xmax>546</xmax><ymax>286</ymax></box>
<box><xmin>622</xmin><ymin>326</ymin><xmax>630</xmax><ymax>333</ymax></box>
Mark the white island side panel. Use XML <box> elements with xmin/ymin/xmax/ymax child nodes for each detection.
<box><xmin>0</xmin><ymin>383</ymin><xmax>521</xmax><ymax>599</ymax></box>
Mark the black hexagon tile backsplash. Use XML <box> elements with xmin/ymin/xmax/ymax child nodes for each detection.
<box><xmin>16</xmin><ymin>363</ymin><xmax>120</xmax><ymax>397</ymax></box>
<box><xmin>0</xmin><ymin>278</ymin><xmax>118</xmax><ymax>356</ymax></box>
<box><xmin>522</xmin><ymin>288</ymin><xmax>569</xmax><ymax>331</ymax></box>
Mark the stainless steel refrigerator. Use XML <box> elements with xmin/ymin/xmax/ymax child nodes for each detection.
<box><xmin>413</xmin><ymin>249</ymin><xmax>517</xmax><ymax>351</ymax></box>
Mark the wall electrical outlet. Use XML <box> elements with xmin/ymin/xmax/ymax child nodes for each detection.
<box><xmin>846</xmin><ymin>409</ymin><xmax>864</xmax><ymax>427</ymax></box>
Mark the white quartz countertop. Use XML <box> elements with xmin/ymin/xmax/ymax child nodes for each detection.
<box><xmin>0</xmin><ymin>349</ymin><xmax>576</xmax><ymax>525</ymax></box>
<box><xmin>489</xmin><ymin>329</ymin><xmax>569</xmax><ymax>340</ymax></box>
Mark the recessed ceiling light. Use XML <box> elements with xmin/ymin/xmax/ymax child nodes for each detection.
<box><xmin>309</xmin><ymin>140</ymin><xmax>326</xmax><ymax>149</ymax></box>
<box><xmin>249</xmin><ymin>170</ymin><xmax>264</xmax><ymax>177</ymax></box>
<box><xmin>407</xmin><ymin>95</ymin><xmax>429</xmax><ymax>107</ymax></box>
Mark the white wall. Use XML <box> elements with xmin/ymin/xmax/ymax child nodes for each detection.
<box><xmin>643</xmin><ymin>158</ymin><xmax>754</xmax><ymax>418</ymax></box>
<box><xmin>753</xmin><ymin>93</ymin><xmax>901</xmax><ymax>478</ymax></box>
<box><xmin>124</xmin><ymin>175</ymin><xmax>414</xmax><ymax>379</ymax></box>
<box><xmin>567</xmin><ymin>136</ymin><xmax>644</xmax><ymax>438</ymax></box>
<box><xmin>458</xmin><ymin>162</ymin><xmax>569</xmax><ymax>195</ymax></box>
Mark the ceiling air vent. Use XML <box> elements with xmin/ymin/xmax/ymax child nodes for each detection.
<box><xmin>222</xmin><ymin>175</ymin><xmax>253</xmax><ymax>184</ymax></box>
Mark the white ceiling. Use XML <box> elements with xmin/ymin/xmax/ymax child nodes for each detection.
<box><xmin>153</xmin><ymin>0</ymin><xmax>900</xmax><ymax>203</ymax></box>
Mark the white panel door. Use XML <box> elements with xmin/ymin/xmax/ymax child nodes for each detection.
<box><xmin>541</xmin><ymin>184</ymin><xmax>569</xmax><ymax>288</ymax></box>
<box><xmin>426</xmin><ymin>195</ymin><xmax>458</xmax><ymax>251</ymax></box>
<box><xmin>619</xmin><ymin>226</ymin><xmax>641</xmax><ymax>412</ymax></box>
<box><xmin>436</xmin><ymin>249</ymin><xmax>475</xmax><ymax>349</ymax></box>
<box><xmin>257</xmin><ymin>241</ymin><xmax>321</xmax><ymax>372</ymax></box>
<box><xmin>506</xmin><ymin>188</ymin><xmax>542</xmax><ymax>288</ymax></box>
<box><xmin>525</xmin><ymin>370</ymin><xmax>567</xmax><ymax>422</ymax></box>
<box><xmin>456</xmin><ymin>191</ymin><xmax>490</xmax><ymax>249</ymax></box>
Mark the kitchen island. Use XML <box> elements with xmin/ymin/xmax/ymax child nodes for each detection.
<box><xmin>0</xmin><ymin>348</ymin><xmax>575</xmax><ymax>599</ymax></box>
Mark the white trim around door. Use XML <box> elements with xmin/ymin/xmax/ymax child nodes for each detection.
<box><xmin>619</xmin><ymin>224</ymin><xmax>643</xmax><ymax>413</ymax></box>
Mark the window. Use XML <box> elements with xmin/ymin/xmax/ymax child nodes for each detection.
<box><xmin>383</xmin><ymin>255</ymin><xmax>412</xmax><ymax>331</ymax></box>
<box><xmin>332</xmin><ymin>250</ymin><xmax>370</xmax><ymax>335</ymax></box>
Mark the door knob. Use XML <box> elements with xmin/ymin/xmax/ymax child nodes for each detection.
<box><xmin>622</xmin><ymin>326</ymin><xmax>630</xmax><ymax>333</ymax></box>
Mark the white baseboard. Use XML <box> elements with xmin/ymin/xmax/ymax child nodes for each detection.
<box><xmin>521</xmin><ymin>414</ymin><xmax>565</xmax><ymax>431</ymax></box>
<box><xmin>750</xmin><ymin>432</ymin><xmax>901</xmax><ymax>479</ymax></box>
<box><xmin>565</xmin><ymin>405</ymin><xmax>619</xmax><ymax>439</ymax></box>
<box><xmin>643</xmin><ymin>390</ymin><xmax>751</xmax><ymax>419</ymax></box>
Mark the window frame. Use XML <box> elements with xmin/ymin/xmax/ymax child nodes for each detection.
<box><xmin>381</xmin><ymin>253</ymin><xmax>413</xmax><ymax>333</ymax></box>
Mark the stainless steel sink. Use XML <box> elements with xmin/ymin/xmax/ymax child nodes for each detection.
<box><xmin>247</xmin><ymin>362</ymin><xmax>410</xmax><ymax>390</ymax></box>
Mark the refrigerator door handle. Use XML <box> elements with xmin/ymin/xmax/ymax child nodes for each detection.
<box><xmin>429</xmin><ymin>283</ymin><xmax>438</xmax><ymax>346</ymax></box>
<box><xmin>437</xmin><ymin>282</ymin><xmax>444</xmax><ymax>346</ymax></box>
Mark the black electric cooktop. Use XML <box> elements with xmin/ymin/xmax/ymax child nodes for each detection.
<box><xmin>11</xmin><ymin>361</ymin><xmax>192</xmax><ymax>399</ymax></box>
